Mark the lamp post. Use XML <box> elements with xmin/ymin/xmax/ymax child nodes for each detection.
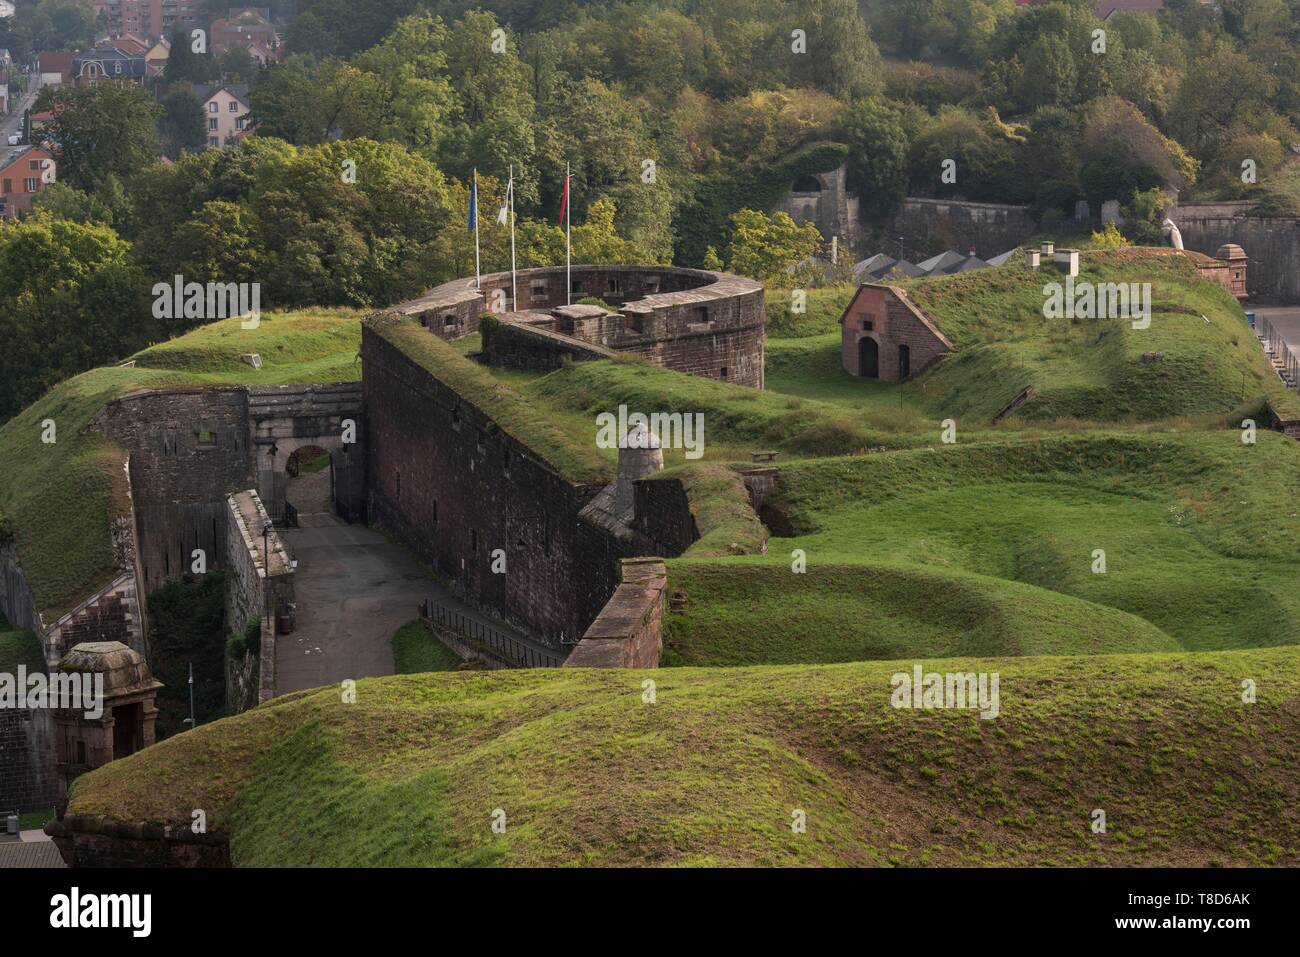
<box><xmin>182</xmin><ymin>662</ymin><xmax>195</xmax><ymax>731</ymax></box>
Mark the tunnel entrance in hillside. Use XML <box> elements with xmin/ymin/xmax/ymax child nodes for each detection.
<box><xmin>285</xmin><ymin>445</ymin><xmax>333</xmax><ymax>521</ymax></box>
<box><xmin>859</xmin><ymin>336</ymin><xmax>879</xmax><ymax>379</ymax></box>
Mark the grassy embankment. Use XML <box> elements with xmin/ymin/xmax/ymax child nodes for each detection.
<box><xmin>62</xmin><ymin>648</ymin><xmax>1300</xmax><ymax>867</ymax></box>
<box><xmin>391</xmin><ymin>620</ymin><xmax>462</xmax><ymax>674</ymax></box>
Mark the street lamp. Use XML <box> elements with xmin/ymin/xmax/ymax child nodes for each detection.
<box><xmin>182</xmin><ymin>662</ymin><xmax>195</xmax><ymax>731</ymax></box>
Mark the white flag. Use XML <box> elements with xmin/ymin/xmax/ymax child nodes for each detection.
<box><xmin>496</xmin><ymin>174</ymin><xmax>512</xmax><ymax>225</ymax></box>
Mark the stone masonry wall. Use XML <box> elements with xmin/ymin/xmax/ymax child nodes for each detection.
<box><xmin>398</xmin><ymin>266</ymin><xmax>767</xmax><ymax>388</ymax></box>
<box><xmin>483</xmin><ymin>317</ymin><xmax>616</xmax><ymax>371</ymax></box>
<box><xmin>87</xmin><ymin>388</ymin><xmax>254</xmax><ymax>596</ymax></box>
<box><xmin>564</xmin><ymin>559</ymin><xmax>667</xmax><ymax>668</ymax></box>
<box><xmin>889</xmin><ymin>198</ymin><xmax>1039</xmax><ymax>260</ymax></box>
<box><xmin>47</xmin><ymin>813</ymin><xmax>231</xmax><ymax>867</ymax></box>
<box><xmin>224</xmin><ymin>490</ymin><xmax>292</xmax><ymax>705</ymax></box>
<box><xmin>363</xmin><ymin>325</ymin><xmax>626</xmax><ymax>649</ymax></box>
<box><xmin>0</xmin><ymin>545</ymin><xmax>39</xmax><ymax>634</ymax></box>
<box><xmin>0</xmin><ymin>707</ymin><xmax>61</xmax><ymax>813</ymax></box>
<box><xmin>1169</xmin><ymin>204</ymin><xmax>1300</xmax><ymax>302</ymax></box>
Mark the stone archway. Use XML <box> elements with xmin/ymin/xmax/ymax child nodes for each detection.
<box><xmin>285</xmin><ymin>444</ymin><xmax>334</xmax><ymax>518</ymax></box>
<box><xmin>257</xmin><ymin>434</ymin><xmax>344</xmax><ymax>523</ymax></box>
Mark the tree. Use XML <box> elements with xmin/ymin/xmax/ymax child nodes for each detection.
<box><xmin>30</xmin><ymin>183</ymin><xmax>114</xmax><ymax>226</ymax></box>
<box><xmin>158</xmin><ymin>90</ymin><xmax>207</xmax><ymax>160</ymax></box>
<box><xmin>163</xmin><ymin>27</ymin><xmax>217</xmax><ymax>83</ymax></box>
<box><xmin>0</xmin><ymin>213</ymin><xmax>151</xmax><ymax>419</ymax></box>
<box><xmin>840</xmin><ymin>98</ymin><xmax>910</xmax><ymax>221</ymax></box>
<box><xmin>34</xmin><ymin>83</ymin><xmax>161</xmax><ymax>191</ymax></box>
<box><xmin>725</xmin><ymin>209</ymin><xmax>823</xmax><ymax>284</ymax></box>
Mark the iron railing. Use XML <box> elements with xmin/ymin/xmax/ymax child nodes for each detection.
<box><xmin>419</xmin><ymin>599</ymin><xmax>565</xmax><ymax>668</ymax></box>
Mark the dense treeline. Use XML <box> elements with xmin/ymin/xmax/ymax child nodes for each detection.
<box><xmin>6</xmin><ymin>0</ymin><xmax>1300</xmax><ymax>422</ymax></box>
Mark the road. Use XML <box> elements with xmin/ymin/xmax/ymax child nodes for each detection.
<box><xmin>275</xmin><ymin>514</ymin><xmax>435</xmax><ymax>695</ymax></box>
<box><xmin>1</xmin><ymin>69</ymin><xmax>40</xmax><ymax>145</ymax></box>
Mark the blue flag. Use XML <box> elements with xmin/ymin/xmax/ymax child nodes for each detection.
<box><xmin>468</xmin><ymin>176</ymin><xmax>477</xmax><ymax>233</ymax></box>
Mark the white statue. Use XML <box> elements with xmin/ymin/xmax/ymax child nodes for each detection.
<box><xmin>1162</xmin><ymin>218</ymin><xmax>1184</xmax><ymax>251</ymax></box>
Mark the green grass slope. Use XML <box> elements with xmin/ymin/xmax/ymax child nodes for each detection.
<box><xmin>0</xmin><ymin>310</ymin><xmax>362</xmax><ymax>619</ymax></box>
<box><xmin>663</xmin><ymin>558</ymin><xmax>1178</xmax><ymax>666</ymax></box>
<box><xmin>759</xmin><ymin>432</ymin><xmax>1300</xmax><ymax>653</ymax></box>
<box><xmin>0</xmin><ymin>615</ymin><xmax>45</xmax><ymax>674</ymax></box>
<box><xmin>901</xmin><ymin>249</ymin><xmax>1300</xmax><ymax>422</ymax></box>
<box><xmin>64</xmin><ymin>649</ymin><xmax>1300</xmax><ymax>866</ymax></box>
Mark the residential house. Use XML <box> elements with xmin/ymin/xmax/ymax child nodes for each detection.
<box><xmin>0</xmin><ymin>145</ymin><xmax>57</xmax><ymax>222</ymax></box>
<box><xmin>211</xmin><ymin>8</ymin><xmax>280</xmax><ymax>61</ymax></box>
<box><xmin>72</xmin><ymin>48</ymin><xmax>149</xmax><ymax>85</ymax></box>
<box><xmin>145</xmin><ymin>36</ymin><xmax>171</xmax><ymax>77</ymax></box>
<box><xmin>195</xmin><ymin>83</ymin><xmax>250</xmax><ymax>148</ymax></box>
<box><xmin>38</xmin><ymin>51</ymin><xmax>77</xmax><ymax>88</ymax></box>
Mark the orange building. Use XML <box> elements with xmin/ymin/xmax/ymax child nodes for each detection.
<box><xmin>0</xmin><ymin>146</ymin><xmax>57</xmax><ymax>222</ymax></box>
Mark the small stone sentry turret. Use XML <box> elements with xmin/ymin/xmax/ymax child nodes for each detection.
<box><xmin>614</xmin><ymin>424</ymin><xmax>664</xmax><ymax>517</ymax></box>
<box><xmin>54</xmin><ymin>641</ymin><xmax>162</xmax><ymax>777</ymax></box>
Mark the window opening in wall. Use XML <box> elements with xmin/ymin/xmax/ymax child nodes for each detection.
<box><xmin>451</xmin><ymin>406</ymin><xmax>461</xmax><ymax>431</ymax></box>
<box><xmin>862</xmin><ymin>319</ymin><xmax>874</xmax><ymax>331</ymax></box>
<box><xmin>645</xmin><ymin>277</ymin><xmax>660</xmax><ymax>294</ymax></box>
<box><xmin>471</xmin><ymin>529</ymin><xmax>478</xmax><ymax>552</ymax></box>
<box><xmin>543</xmin><ymin>514</ymin><xmax>551</xmax><ymax>556</ymax></box>
<box><xmin>571</xmin><ymin>280</ymin><xmax>583</xmax><ymax>294</ymax></box>
<box><xmin>607</xmin><ymin>276</ymin><xmax>621</xmax><ymax>295</ymax></box>
<box><xmin>395</xmin><ymin>471</ymin><xmax>401</xmax><ymax>500</ymax></box>
<box><xmin>720</xmin><ymin>367</ymin><xmax>728</xmax><ymax>379</ymax></box>
<box><xmin>694</xmin><ymin>306</ymin><xmax>709</xmax><ymax>324</ymax></box>
<box><xmin>197</xmin><ymin>429</ymin><xmax>217</xmax><ymax>447</ymax></box>
<box><xmin>432</xmin><ymin>499</ymin><xmax>438</xmax><ymax>524</ymax></box>
<box><xmin>503</xmin><ymin>448</ymin><xmax>511</xmax><ymax>472</ymax></box>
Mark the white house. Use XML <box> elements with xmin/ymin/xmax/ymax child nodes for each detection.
<box><xmin>196</xmin><ymin>83</ymin><xmax>251</xmax><ymax>149</ymax></box>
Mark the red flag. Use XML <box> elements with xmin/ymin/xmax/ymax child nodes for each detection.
<box><xmin>558</xmin><ymin>171</ymin><xmax>569</xmax><ymax>225</ymax></box>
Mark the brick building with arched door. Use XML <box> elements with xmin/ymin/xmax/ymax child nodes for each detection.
<box><xmin>837</xmin><ymin>283</ymin><xmax>952</xmax><ymax>382</ymax></box>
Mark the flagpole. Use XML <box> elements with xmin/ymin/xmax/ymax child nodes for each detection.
<box><xmin>565</xmin><ymin>161</ymin><xmax>571</xmax><ymax>306</ymax></box>
<box><xmin>509</xmin><ymin>165</ymin><xmax>517</xmax><ymax>311</ymax></box>
<box><xmin>473</xmin><ymin>168</ymin><xmax>481</xmax><ymax>290</ymax></box>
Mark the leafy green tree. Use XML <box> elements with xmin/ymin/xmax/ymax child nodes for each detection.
<box><xmin>725</xmin><ymin>209</ymin><xmax>823</xmax><ymax>283</ymax></box>
<box><xmin>840</xmin><ymin>98</ymin><xmax>910</xmax><ymax>221</ymax></box>
<box><xmin>34</xmin><ymin>83</ymin><xmax>161</xmax><ymax>191</ymax></box>
<box><xmin>158</xmin><ymin>90</ymin><xmax>208</xmax><ymax>160</ymax></box>
<box><xmin>0</xmin><ymin>213</ymin><xmax>151</xmax><ymax>419</ymax></box>
<box><xmin>163</xmin><ymin>27</ymin><xmax>218</xmax><ymax>83</ymax></box>
<box><xmin>30</xmin><ymin>183</ymin><xmax>114</xmax><ymax>226</ymax></box>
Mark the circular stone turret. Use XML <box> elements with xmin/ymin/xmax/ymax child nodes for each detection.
<box><xmin>614</xmin><ymin>424</ymin><xmax>664</xmax><ymax>516</ymax></box>
<box><xmin>58</xmin><ymin>641</ymin><xmax>162</xmax><ymax>698</ymax></box>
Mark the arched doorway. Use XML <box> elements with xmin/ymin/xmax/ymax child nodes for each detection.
<box><xmin>792</xmin><ymin>174</ymin><xmax>823</xmax><ymax>193</ymax></box>
<box><xmin>285</xmin><ymin>445</ymin><xmax>333</xmax><ymax>519</ymax></box>
<box><xmin>898</xmin><ymin>343</ymin><xmax>911</xmax><ymax>381</ymax></box>
<box><xmin>859</xmin><ymin>336</ymin><xmax>879</xmax><ymax>379</ymax></box>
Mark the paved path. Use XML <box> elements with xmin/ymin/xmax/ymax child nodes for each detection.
<box><xmin>275</xmin><ymin>514</ymin><xmax>436</xmax><ymax>695</ymax></box>
<box><xmin>1253</xmin><ymin>305</ymin><xmax>1300</xmax><ymax>343</ymax></box>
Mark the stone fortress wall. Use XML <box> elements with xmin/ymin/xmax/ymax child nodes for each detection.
<box><xmin>396</xmin><ymin>264</ymin><xmax>767</xmax><ymax>388</ymax></box>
